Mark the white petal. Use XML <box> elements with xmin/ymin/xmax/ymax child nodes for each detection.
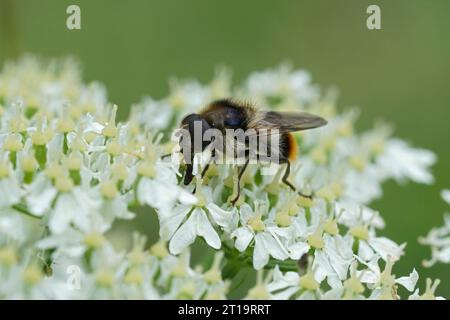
<box><xmin>323</xmin><ymin>235</ymin><xmax>353</xmax><ymax>280</ymax></box>
<box><xmin>71</xmin><ymin>187</ymin><xmax>101</xmax><ymax>232</ymax></box>
<box><xmin>231</xmin><ymin>227</ymin><xmax>253</xmax><ymax>252</ymax></box>
<box><xmin>101</xmin><ymin>197</ymin><xmax>134</xmax><ymax>226</ymax></box>
<box><xmin>267</xmin><ymin>266</ymin><xmax>299</xmax><ymax>292</ymax></box>
<box><xmin>441</xmin><ymin>189</ymin><xmax>450</xmax><ymax>205</ymax></box>
<box><xmin>287</xmin><ymin>242</ymin><xmax>310</xmax><ymax>260</ymax></box>
<box><xmin>239</xmin><ymin>203</ymin><xmax>254</xmax><ymax>224</ymax></box>
<box><xmin>158</xmin><ymin>205</ymin><xmax>191</xmax><ymax>240</ymax></box>
<box><xmin>378</xmin><ymin>139</ymin><xmax>436</xmax><ymax>184</ymax></box>
<box><xmin>50</xmin><ymin>193</ymin><xmax>76</xmax><ymax>234</ymax></box>
<box><xmin>0</xmin><ymin>212</ymin><xmax>26</xmax><ymax>241</ymax></box>
<box><xmin>207</xmin><ymin>203</ymin><xmax>238</xmax><ymax>232</ymax></box>
<box><xmin>169</xmin><ymin>212</ymin><xmax>197</xmax><ymax>255</ymax></box>
<box><xmin>358</xmin><ymin>240</ymin><xmax>375</xmax><ymax>261</ymax></box>
<box><xmin>368</xmin><ymin>236</ymin><xmax>405</xmax><ymax>261</ymax></box>
<box><xmin>396</xmin><ymin>269</ymin><xmax>419</xmax><ymax>292</ymax></box>
<box><xmin>194</xmin><ymin>208</ymin><xmax>221</xmax><ymax>249</ymax></box>
<box><xmin>253</xmin><ymin>233</ymin><xmax>270</xmax><ymax>269</ymax></box>
<box><xmin>259</xmin><ymin>231</ymin><xmax>289</xmax><ymax>261</ymax></box>
<box><xmin>435</xmin><ymin>247</ymin><xmax>450</xmax><ymax>263</ymax></box>
<box><xmin>26</xmin><ymin>185</ymin><xmax>57</xmax><ymax>216</ymax></box>
<box><xmin>0</xmin><ymin>178</ymin><xmax>22</xmax><ymax>207</ymax></box>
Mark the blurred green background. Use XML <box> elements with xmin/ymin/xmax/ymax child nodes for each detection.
<box><xmin>1</xmin><ymin>0</ymin><xmax>449</xmax><ymax>297</ymax></box>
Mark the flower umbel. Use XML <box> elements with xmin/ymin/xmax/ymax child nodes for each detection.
<box><xmin>0</xmin><ymin>57</ymin><xmax>442</xmax><ymax>299</ymax></box>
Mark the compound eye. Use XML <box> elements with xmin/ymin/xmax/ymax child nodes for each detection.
<box><xmin>181</xmin><ymin>113</ymin><xmax>197</xmax><ymax>126</ymax></box>
<box><xmin>224</xmin><ymin>110</ymin><xmax>243</xmax><ymax>127</ymax></box>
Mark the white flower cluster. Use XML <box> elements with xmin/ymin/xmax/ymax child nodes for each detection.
<box><xmin>420</xmin><ymin>190</ymin><xmax>450</xmax><ymax>268</ymax></box>
<box><xmin>0</xmin><ymin>57</ymin><xmax>443</xmax><ymax>299</ymax></box>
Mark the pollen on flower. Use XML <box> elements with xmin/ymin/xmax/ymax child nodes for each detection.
<box><xmin>168</xmin><ymin>93</ymin><xmax>185</xmax><ymax>109</ymax></box>
<box><xmin>150</xmin><ymin>241</ymin><xmax>169</xmax><ymax>259</ymax></box>
<box><xmin>194</xmin><ymin>178</ymin><xmax>207</xmax><ymax>207</ymax></box>
<box><xmin>57</xmin><ymin>118</ymin><xmax>75</xmax><ymax>133</ymax></box>
<box><xmin>247</xmin><ymin>283</ymin><xmax>270</xmax><ymax>299</ymax></box>
<box><xmin>324</xmin><ymin>218</ymin><xmax>339</xmax><ymax>236</ymax></box>
<box><xmin>343</xmin><ymin>274</ymin><xmax>365</xmax><ymax>298</ymax></box>
<box><xmin>337</xmin><ymin>121</ymin><xmax>353</xmax><ymax>137</ymax></box>
<box><xmin>205</xmin><ymin>289</ymin><xmax>225</xmax><ymax>300</ymax></box>
<box><xmin>323</xmin><ymin>136</ymin><xmax>336</xmax><ymax>151</ymax></box>
<box><xmin>84</xmin><ymin>131</ymin><xmax>98</xmax><ymax>144</ymax></box>
<box><xmin>45</xmin><ymin>163</ymin><xmax>64</xmax><ymax>180</ymax></box>
<box><xmin>223</xmin><ymin>174</ymin><xmax>234</xmax><ymax>188</ymax></box>
<box><xmin>331</xmin><ymin>181</ymin><xmax>344</xmax><ymax>198</ymax></box>
<box><xmin>100</xmin><ymin>180</ymin><xmax>119</xmax><ymax>199</ymax></box>
<box><xmin>0</xmin><ymin>162</ymin><xmax>10</xmax><ymax>179</ymax></box>
<box><xmin>342</xmin><ymin>262</ymin><xmax>365</xmax><ymax>299</ymax></box>
<box><xmin>248</xmin><ymin>215</ymin><xmax>265</xmax><ymax>232</ymax></box>
<box><xmin>287</xmin><ymin>202</ymin><xmax>300</xmax><ymax>216</ymax></box>
<box><xmin>84</xmin><ymin>232</ymin><xmax>105</xmax><ymax>248</ymax></box>
<box><xmin>371</xmin><ymin>140</ymin><xmax>385</xmax><ymax>155</ymax></box>
<box><xmin>265</xmin><ymin>169</ymin><xmax>283</xmax><ymax>194</ymax></box>
<box><xmin>31</xmin><ymin>131</ymin><xmax>51</xmax><ymax>146</ymax></box>
<box><xmin>112</xmin><ymin>162</ymin><xmax>128</xmax><ymax>181</ymax></box>
<box><xmin>102</xmin><ymin>105</ymin><xmax>118</xmax><ymax>138</ymax></box>
<box><xmin>106</xmin><ymin>140</ymin><xmax>123</xmax><ymax>156</ymax></box>
<box><xmin>316</xmin><ymin>186</ymin><xmax>337</xmax><ymax>202</ymax></box>
<box><xmin>23</xmin><ymin>265</ymin><xmax>43</xmax><ymax>285</ymax></box>
<box><xmin>65</xmin><ymin>153</ymin><xmax>82</xmax><ymax>171</ymax></box>
<box><xmin>95</xmin><ymin>269</ymin><xmax>115</xmax><ymax>287</ymax></box>
<box><xmin>275</xmin><ymin>210</ymin><xmax>292</xmax><ymax>227</ymax></box>
<box><xmin>128</xmin><ymin>249</ymin><xmax>146</xmax><ymax>265</ymax></box>
<box><xmin>3</xmin><ymin>134</ymin><xmax>23</xmax><ymax>152</ymax></box>
<box><xmin>177</xmin><ymin>281</ymin><xmax>197</xmax><ymax>299</ymax></box>
<box><xmin>299</xmin><ymin>272</ymin><xmax>319</xmax><ymax>291</ymax></box>
<box><xmin>81</xmin><ymin>102</ymin><xmax>96</xmax><ymax>114</ymax></box>
<box><xmin>31</xmin><ymin>114</ymin><xmax>53</xmax><ymax>146</ymax></box>
<box><xmin>21</xmin><ymin>155</ymin><xmax>38</xmax><ymax>172</ymax></box>
<box><xmin>247</xmin><ymin>270</ymin><xmax>272</xmax><ymax>299</ymax></box>
<box><xmin>350</xmin><ymin>155</ymin><xmax>366</xmax><ymax>171</ymax></box>
<box><xmin>307</xmin><ymin>233</ymin><xmax>324</xmax><ymax>250</ymax></box>
<box><xmin>54</xmin><ymin>175</ymin><xmax>74</xmax><ymax>192</ymax></box>
<box><xmin>311</xmin><ymin>147</ymin><xmax>327</xmax><ymax>164</ymax></box>
<box><xmin>124</xmin><ymin>268</ymin><xmax>144</xmax><ymax>285</ymax></box>
<box><xmin>307</xmin><ymin>221</ymin><xmax>325</xmax><ymax>249</ymax></box>
<box><xmin>137</xmin><ymin>160</ymin><xmax>155</xmax><ymax>178</ymax></box>
<box><xmin>171</xmin><ymin>262</ymin><xmax>188</xmax><ymax>277</ymax></box>
<box><xmin>419</xmin><ymin>278</ymin><xmax>441</xmax><ymax>300</ymax></box>
<box><xmin>297</xmin><ymin>196</ymin><xmax>314</xmax><ymax>209</ymax></box>
<box><xmin>0</xmin><ymin>247</ymin><xmax>18</xmax><ymax>266</ymax></box>
<box><xmin>71</xmin><ymin>132</ymin><xmax>87</xmax><ymax>152</ymax></box>
<box><xmin>380</xmin><ymin>259</ymin><xmax>396</xmax><ymax>288</ymax></box>
<box><xmin>9</xmin><ymin>112</ymin><xmax>28</xmax><ymax>133</ymax></box>
<box><xmin>349</xmin><ymin>225</ymin><xmax>369</xmax><ymax>241</ymax></box>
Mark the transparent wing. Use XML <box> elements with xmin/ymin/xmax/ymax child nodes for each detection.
<box><xmin>247</xmin><ymin>111</ymin><xmax>327</xmax><ymax>135</ymax></box>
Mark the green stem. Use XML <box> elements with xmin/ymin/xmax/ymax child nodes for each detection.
<box><xmin>222</xmin><ymin>242</ymin><xmax>299</xmax><ymax>275</ymax></box>
<box><xmin>12</xmin><ymin>203</ymin><xmax>40</xmax><ymax>220</ymax></box>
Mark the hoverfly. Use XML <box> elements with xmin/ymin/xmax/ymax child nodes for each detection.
<box><xmin>178</xmin><ymin>99</ymin><xmax>327</xmax><ymax>205</ymax></box>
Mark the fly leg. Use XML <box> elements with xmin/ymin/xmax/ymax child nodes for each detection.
<box><xmin>282</xmin><ymin>160</ymin><xmax>313</xmax><ymax>199</ymax></box>
<box><xmin>230</xmin><ymin>158</ymin><xmax>250</xmax><ymax>206</ymax></box>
